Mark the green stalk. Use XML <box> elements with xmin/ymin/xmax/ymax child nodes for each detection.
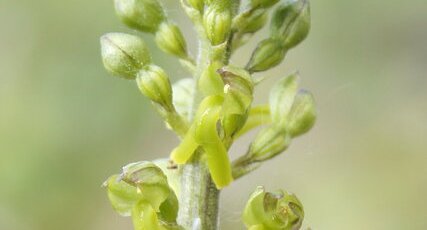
<box><xmin>177</xmin><ymin>15</ymin><xmax>221</xmax><ymax>230</ymax></box>
<box><xmin>177</xmin><ymin>151</ymin><xmax>220</xmax><ymax>229</ymax></box>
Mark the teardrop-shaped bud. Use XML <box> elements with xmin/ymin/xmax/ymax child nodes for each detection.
<box><xmin>114</xmin><ymin>0</ymin><xmax>166</xmax><ymax>33</ymax></box>
<box><xmin>100</xmin><ymin>33</ymin><xmax>151</xmax><ymax>79</ymax></box>
<box><xmin>240</xmin><ymin>11</ymin><xmax>269</xmax><ymax>34</ymax></box>
<box><xmin>248</xmin><ymin>126</ymin><xmax>291</xmax><ymax>162</ymax></box>
<box><xmin>203</xmin><ymin>4</ymin><xmax>232</xmax><ymax>45</ymax></box>
<box><xmin>136</xmin><ymin>64</ymin><xmax>173</xmax><ymax>109</ymax></box>
<box><xmin>155</xmin><ymin>22</ymin><xmax>189</xmax><ymax>59</ymax></box>
<box><xmin>246</xmin><ymin>38</ymin><xmax>286</xmax><ymax>73</ymax></box>
<box><xmin>287</xmin><ymin>90</ymin><xmax>316</xmax><ymax>137</ymax></box>
<box><xmin>270</xmin><ymin>0</ymin><xmax>311</xmax><ymax>49</ymax></box>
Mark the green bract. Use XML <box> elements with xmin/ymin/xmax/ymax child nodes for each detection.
<box><xmin>115</xmin><ymin>0</ymin><xmax>166</xmax><ymax>33</ymax></box>
<box><xmin>100</xmin><ymin>33</ymin><xmax>151</xmax><ymax>79</ymax></box>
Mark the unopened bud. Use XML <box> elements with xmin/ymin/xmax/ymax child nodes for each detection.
<box><xmin>248</xmin><ymin>126</ymin><xmax>291</xmax><ymax>161</ymax></box>
<box><xmin>155</xmin><ymin>22</ymin><xmax>189</xmax><ymax>59</ymax></box>
<box><xmin>233</xmin><ymin>10</ymin><xmax>268</xmax><ymax>35</ymax></box>
<box><xmin>203</xmin><ymin>4</ymin><xmax>232</xmax><ymax>45</ymax></box>
<box><xmin>287</xmin><ymin>90</ymin><xmax>316</xmax><ymax>137</ymax></box>
<box><xmin>269</xmin><ymin>73</ymin><xmax>299</xmax><ymax>125</ymax></box>
<box><xmin>243</xmin><ymin>186</ymin><xmax>304</xmax><ymax>229</ymax></box>
<box><xmin>100</xmin><ymin>33</ymin><xmax>151</xmax><ymax>79</ymax></box>
<box><xmin>271</xmin><ymin>0</ymin><xmax>311</xmax><ymax>49</ymax></box>
<box><xmin>246</xmin><ymin>38</ymin><xmax>286</xmax><ymax>72</ymax></box>
<box><xmin>114</xmin><ymin>0</ymin><xmax>166</xmax><ymax>33</ymax></box>
<box><xmin>136</xmin><ymin>65</ymin><xmax>172</xmax><ymax>109</ymax></box>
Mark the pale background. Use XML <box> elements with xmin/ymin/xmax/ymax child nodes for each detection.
<box><xmin>1</xmin><ymin>0</ymin><xmax>426</xmax><ymax>229</ymax></box>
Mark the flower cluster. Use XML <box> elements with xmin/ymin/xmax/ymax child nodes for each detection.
<box><xmin>100</xmin><ymin>0</ymin><xmax>314</xmax><ymax>229</ymax></box>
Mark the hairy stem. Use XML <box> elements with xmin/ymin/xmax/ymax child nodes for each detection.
<box><xmin>178</xmin><ymin>16</ymin><xmax>221</xmax><ymax>230</ymax></box>
<box><xmin>177</xmin><ymin>152</ymin><xmax>220</xmax><ymax>230</ymax></box>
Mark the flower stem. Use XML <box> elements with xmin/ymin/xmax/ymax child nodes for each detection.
<box><xmin>177</xmin><ymin>151</ymin><xmax>220</xmax><ymax>230</ymax></box>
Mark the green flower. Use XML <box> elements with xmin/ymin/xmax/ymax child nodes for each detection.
<box><xmin>104</xmin><ymin>161</ymin><xmax>182</xmax><ymax>230</ymax></box>
<box><xmin>243</xmin><ymin>187</ymin><xmax>304</xmax><ymax>230</ymax></box>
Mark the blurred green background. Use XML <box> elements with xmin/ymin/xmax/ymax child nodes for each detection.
<box><xmin>1</xmin><ymin>0</ymin><xmax>426</xmax><ymax>229</ymax></box>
